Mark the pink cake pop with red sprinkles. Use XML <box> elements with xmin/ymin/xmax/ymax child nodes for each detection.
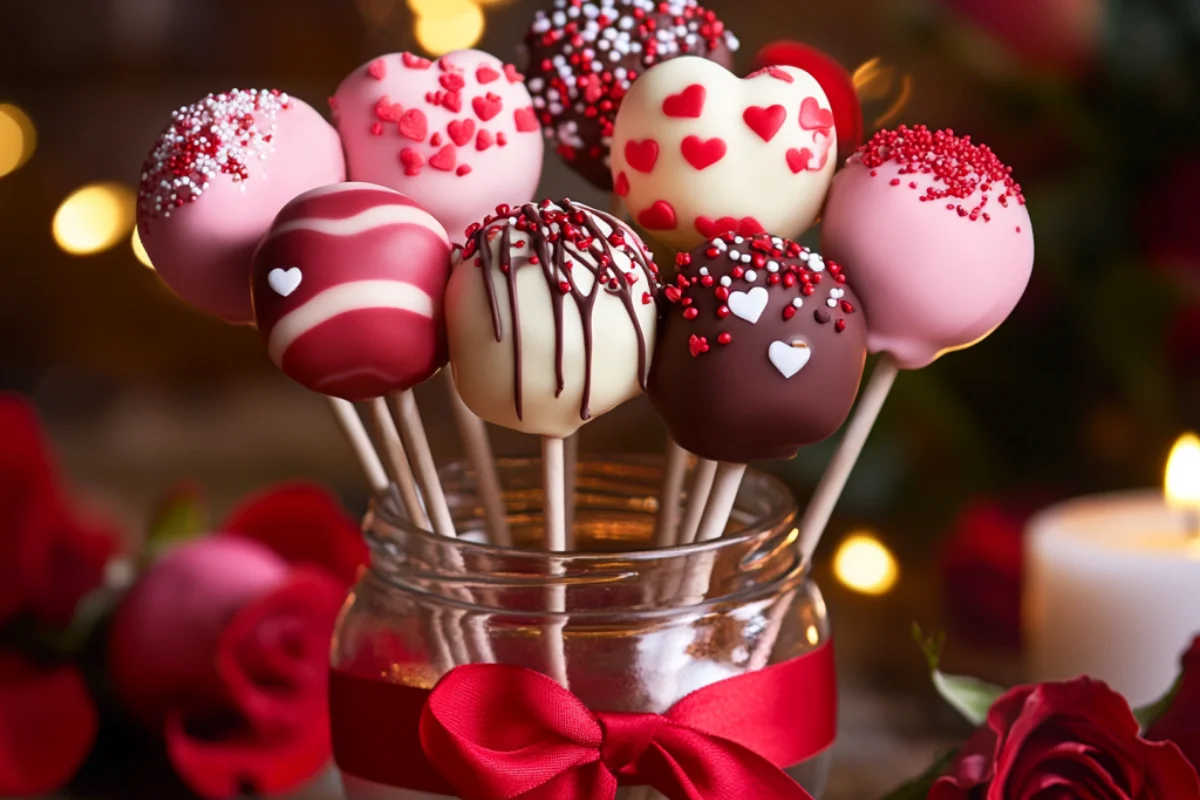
<box><xmin>331</xmin><ymin>50</ymin><xmax>544</xmax><ymax>245</ymax></box>
<box><xmin>136</xmin><ymin>89</ymin><xmax>345</xmax><ymax>324</ymax></box>
<box><xmin>251</xmin><ymin>182</ymin><xmax>452</xmax><ymax>402</ymax></box>
<box><xmin>821</xmin><ymin>125</ymin><xmax>1034</xmax><ymax>369</ymax></box>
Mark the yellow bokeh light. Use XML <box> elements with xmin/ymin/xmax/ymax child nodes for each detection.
<box><xmin>414</xmin><ymin>5</ymin><xmax>484</xmax><ymax>55</ymax></box>
<box><xmin>52</xmin><ymin>183</ymin><xmax>136</xmax><ymax>256</ymax></box>
<box><xmin>131</xmin><ymin>226</ymin><xmax>154</xmax><ymax>269</ymax></box>
<box><xmin>0</xmin><ymin>104</ymin><xmax>36</xmax><ymax>178</ymax></box>
<box><xmin>1165</xmin><ymin>433</ymin><xmax>1200</xmax><ymax>509</ymax></box>
<box><xmin>833</xmin><ymin>532</ymin><xmax>899</xmax><ymax>596</ymax></box>
<box><xmin>408</xmin><ymin>0</ymin><xmax>474</xmax><ymax>16</ymax></box>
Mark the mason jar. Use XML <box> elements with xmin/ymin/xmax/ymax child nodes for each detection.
<box><xmin>330</xmin><ymin>456</ymin><xmax>835</xmax><ymax>800</ymax></box>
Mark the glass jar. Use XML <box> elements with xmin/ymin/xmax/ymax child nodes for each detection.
<box><xmin>331</xmin><ymin>456</ymin><xmax>834</xmax><ymax>800</ymax></box>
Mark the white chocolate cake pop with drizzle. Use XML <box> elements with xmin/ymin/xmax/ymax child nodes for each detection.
<box><xmin>446</xmin><ymin>200</ymin><xmax>661</xmax><ymax>439</ymax></box>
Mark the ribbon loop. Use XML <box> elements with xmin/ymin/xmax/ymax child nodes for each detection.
<box><xmin>596</xmin><ymin>712</ymin><xmax>663</xmax><ymax>778</ymax></box>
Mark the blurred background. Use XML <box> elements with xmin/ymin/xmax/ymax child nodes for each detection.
<box><xmin>1</xmin><ymin>0</ymin><xmax>1198</xmax><ymax>796</ymax></box>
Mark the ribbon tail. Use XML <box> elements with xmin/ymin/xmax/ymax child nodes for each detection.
<box><xmin>641</xmin><ymin>729</ymin><xmax>815</xmax><ymax>800</ymax></box>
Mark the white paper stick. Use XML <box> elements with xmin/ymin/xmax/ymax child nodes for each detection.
<box><xmin>796</xmin><ymin>355</ymin><xmax>901</xmax><ymax>563</ymax></box>
<box><xmin>445</xmin><ymin>372</ymin><xmax>510</xmax><ymax>546</ymax></box>
<box><xmin>326</xmin><ymin>398</ymin><xmax>389</xmax><ymax>496</ymax></box>
<box><xmin>677</xmin><ymin>459</ymin><xmax>718</xmax><ymax>545</ymax></box>
<box><xmin>542</xmin><ymin>436</ymin><xmax>571</xmax><ymax>688</ymax></box>
<box><xmin>370</xmin><ymin>398</ymin><xmax>429</xmax><ymax>529</ymax></box>
<box><xmin>654</xmin><ymin>441</ymin><xmax>689</xmax><ymax>547</ymax></box>
<box><xmin>693</xmin><ymin>463</ymin><xmax>748</xmax><ymax>544</ymax></box>
<box><xmin>390</xmin><ymin>390</ymin><xmax>457</xmax><ymax>539</ymax></box>
<box><xmin>564</xmin><ymin>432</ymin><xmax>579</xmax><ymax>550</ymax></box>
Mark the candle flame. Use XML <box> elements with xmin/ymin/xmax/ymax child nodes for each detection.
<box><xmin>1165</xmin><ymin>433</ymin><xmax>1200</xmax><ymax>509</ymax></box>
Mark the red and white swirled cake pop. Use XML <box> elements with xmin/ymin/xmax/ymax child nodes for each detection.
<box><xmin>251</xmin><ymin>183</ymin><xmax>452</xmax><ymax>402</ymax></box>
<box><xmin>331</xmin><ymin>50</ymin><xmax>544</xmax><ymax>245</ymax></box>
<box><xmin>137</xmin><ymin>89</ymin><xmax>345</xmax><ymax>324</ymax></box>
<box><xmin>821</xmin><ymin>125</ymin><xmax>1035</xmax><ymax>369</ymax></box>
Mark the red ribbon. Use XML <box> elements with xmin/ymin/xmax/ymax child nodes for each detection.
<box><xmin>331</xmin><ymin>639</ymin><xmax>836</xmax><ymax>800</ymax></box>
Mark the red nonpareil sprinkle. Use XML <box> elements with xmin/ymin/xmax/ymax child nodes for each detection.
<box><xmin>854</xmin><ymin>124</ymin><xmax>1024</xmax><ymax>222</ymax></box>
<box><xmin>688</xmin><ymin>334</ymin><xmax>709</xmax><ymax>357</ymax></box>
<box><xmin>782</xmin><ymin>305</ymin><xmax>796</xmax><ymax>320</ymax></box>
<box><xmin>717</xmin><ymin>332</ymin><xmax>732</xmax><ymax>344</ymax></box>
<box><xmin>835</xmin><ymin>319</ymin><xmax>846</xmax><ymax>332</ymax></box>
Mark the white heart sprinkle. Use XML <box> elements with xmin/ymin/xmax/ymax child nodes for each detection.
<box><xmin>728</xmin><ymin>286</ymin><xmax>769</xmax><ymax>324</ymax></box>
<box><xmin>769</xmin><ymin>341</ymin><xmax>811</xmax><ymax>379</ymax></box>
<box><xmin>809</xmin><ymin>254</ymin><xmax>826</xmax><ymax>272</ymax></box>
<box><xmin>268</xmin><ymin>267</ymin><xmax>302</xmax><ymax>297</ymax></box>
<box><xmin>830</xmin><ymin>288</ymin><xmax>845</xmax><ymax>299</ymax></box>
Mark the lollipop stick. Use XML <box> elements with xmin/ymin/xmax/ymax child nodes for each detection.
<box><xmin>389</xmin><ymin>390</ymin><xmax>457</xmax><ymax>539</ymax></box>
<box><xmin>445</xmin><ymin>372</ymin><xmax>510</xmax><ymax>546</ymax></box>
<box><xmin>370</xmin><ymin>397</ymin><xmax>430</xmax><ymax>529</ymax></box>
<box><xmin>677</xmin><ymin>458</ymin><xmax>718</xmax><ymax>545</ymax></box>
<box><xmin>693</xmin><ymin>462</ymin><xmax>748</xmax><ymax>544</ymax></box>
<box><xmin>326</xmin><ymin>398</ymin><xmax>389</xmax><ymax>495</ymax></box>
<box><xmin>542</xmin><ymin>436</ymin><xmax>571</xmax><ymax>687</ymax></box>
<box><xmin>796</xmin><ymin>355</ymin><xmax>901</xmax><ymax>563</ymax></box>
<box><xmin>563</xmin><ymin>433</ymin><xmax>579</xmax><ymax>550</ymax></box>
<box><xmin>654</xmin><ymin>440</ymin><xmax>689</xmax><ymax>547</ymax></box>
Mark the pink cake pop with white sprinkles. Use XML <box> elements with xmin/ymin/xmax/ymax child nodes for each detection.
<box><xmin>137</xmin><ymin>89</ymin><xmax>345</xmax><ymax>324</ymax></box>
<box><xmin>251</xmin><ymin>182</ymin><xmax>452</xmax><ymax>402</ymax></box>
<box><xmin>821</xmin><ymin>125</ymin><xmax>1034</xmax><ymax>369</ymax></box>
<box><xmin>331</xmin><ymin>50</ymin><xmax>544</xmax><ymax>245</ymax></box>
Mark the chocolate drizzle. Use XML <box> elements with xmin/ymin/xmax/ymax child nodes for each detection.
<box><xmin>460</xmin><ymin>199</ymin><xmax>660</xmax><ymax>422</ymax></box>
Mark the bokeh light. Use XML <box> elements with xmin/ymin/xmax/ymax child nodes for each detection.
<box><xmin>131</xmin><ymin>226</ymin><xmax>154</xmax><ymax>269</ymax></box>
<box><xmin>0</xmin><ymin>104</ymin><xmax>36</xmax><ymax>178</ymax></box>
<box><xmin>411</xmin><ymin>0</ymin><xmax>485</xmax><ymax>56</ymax></box>
<box><xmin>52</xmin><ymin>183</ymin><xmax>136</xmax><ymax>256</ymax></box>
<box><xmin>833</xmin><ymin>532</ymin><xmax>899</xmax><ymax>596</ymax></box>
<box><xmin>852</xmin><ymin>58</ymin><xmax>913</xmax><ymax>130</ymax></box>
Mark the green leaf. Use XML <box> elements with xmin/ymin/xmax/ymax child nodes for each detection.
<box><xmin>914</xmin><ymin>624</ymin><xmax>1007</xmax><ymax>727</ymax></box>
<box><xmin>1134</xmin><ymin>670</ymin><xmax>1185</xmax><ymax>732</ymax></box>
<box><xmin>144</xmin><ymin>482</ymin><xmax>208</xmax><ymax>563</ymax></box>
<box><xmin>878</xmin><ymin>748</ymin><xmax>959</xmax><ymax>800</ymax></box>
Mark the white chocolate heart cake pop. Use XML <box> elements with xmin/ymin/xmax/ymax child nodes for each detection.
<box><xmin>136</xmin><ymin>89</ymin><xmax>345</xmax><ymax>324</ymax></box>
<box><xmin>611</xmin><ymin>56</ymin><xmax>837</xmax><ymax>251</ymax></box>
<box><xmin>331</xmin><ymin>50</ymin><xmax>544</xmax><ymax>245</ymax></box>
<box><xmin>251</xmin><ymin>183</ymin><xmax>452</xmax><ymax>401</ymax></box>
<box><xmin>446</xmin><ymin>200</ymin><xmax>661</xmax><ymax>438</ymax></box>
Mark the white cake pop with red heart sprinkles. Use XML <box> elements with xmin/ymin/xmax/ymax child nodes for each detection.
<box><xmin>137</xmin><ymin>89</ymin><xmax>345</xmax><ymax>324</ymax></box>
<box><xmin>611</xmin><ymin>56</ymin><xmax>837</xmax><ymax>252</ymax></box>
<box><xmin>251</xmin><ymin>183</ymin><xmax>452</xmax><ymax>402</ymax></box>
<box><xmin>331</xmin><ymin>49</ymin><xmax>544</xmax><ymax>245</ymax></box>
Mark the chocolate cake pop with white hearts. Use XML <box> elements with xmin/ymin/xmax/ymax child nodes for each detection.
<box><xmin>523</xmin><ymin>0</ymin><xmax>738</xmax><ymax>191</ymax></box>
<box><xmin>446</xmin><ymin>200</ymin><xmax>661</xmax><ymax>439</ymax></box>
<box><xmin>137</xmin><ymin>89</ymin><xmax>345</xmax><ymax>324</ymax></box>
<box><xmin>251</xmin><ymin>183</ymin><xmax>452</xmax><ymax>402</ymax></box>
<box><xmin>647</xmin><ymin>234</ymin><xmax>868</xmax><ymax>464</ymax></box>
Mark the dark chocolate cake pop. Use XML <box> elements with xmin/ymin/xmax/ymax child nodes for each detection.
<box><xmin>648</xmin><ymin>233</ymin><xmax>868</xmax><ymax>464</ymax></box>
<box><xmin>523</xmin><ymin>0</ymin><xmax>738</xmax><ymax>191</ymax></box>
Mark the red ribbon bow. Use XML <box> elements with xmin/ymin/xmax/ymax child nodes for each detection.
<box><xmin>331</xmin><ymin>640</ymin><xmax>836</xmax><ymax>800</ymax></box>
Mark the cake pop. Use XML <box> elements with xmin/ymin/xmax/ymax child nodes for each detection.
<box><xmin>611</xmin><ymin>57</ymin><xmax>837</xmax><ymax>252</ymax></box>
<box><xmin>522</xmin><ymin>0</ymin><xmax>739</xmax><ymax>191</ymax></box>
<box><xmin>648</xmin><ymin>234</ymin><xmax>867</xmax><ymax>464</ymax></box>
<box><xmin>331</xmin><ymin>50</ymin><xmax>544</xmax><ymax>245</ymax></box>
<box><xmin>821</xmin><ymin>125</ymin><xmax>1034</xmax><ymax>369</ymax></box>
<box><xmin>251</xmin><ymin>182</ymin><xmax>452</xmax><ymax>402</ymax></box>
<box><xmin>136</xmin><ymin>89</ymin><xmax>345</xmax><ymax>324</ymax></box>
<box><xmin>446</xmin><ymin>200</ymin><xmax>661</xmax><ymax>439</ymax></box>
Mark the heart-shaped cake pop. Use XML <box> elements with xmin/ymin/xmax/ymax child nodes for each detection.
<box><xmin>611</xmin><ymin>56</ymin><xmax>837</xmax><ymax>252</ymax></box>
<box><xmin>332</xmin><ymin>50</ymin><xmax>544</xmax><ymax>243</ymax></box>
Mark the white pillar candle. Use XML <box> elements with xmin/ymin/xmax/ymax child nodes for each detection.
<box><xmin>1024</xmin><ymin>490</ymin><xmax>1200</xmax><ymax>707</ymax></box>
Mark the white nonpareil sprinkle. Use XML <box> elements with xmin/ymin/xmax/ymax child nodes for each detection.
<box><xmin>720</xmin><ymin>276</ymin><xmax>732</xmax><ymax>287</ymax></box>
<box><xmin>744</xmin><ymin>270</ymin><xmax>757</xmax><ymax>282</ymax></box>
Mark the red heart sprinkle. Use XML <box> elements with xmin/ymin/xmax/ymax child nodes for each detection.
<box><xmin>688</xmin><ymin>335</ymin><xmax>709</xmax><ymax>357</ymax></box>
<box><xmin>440</xmin><ymin>73</ymin><xmax>465</xmax><ymax>92</ymax></box>
<box><xmin>514</xmin><ymin>107</ymin><xmax>539</xmax><ymax>133</ymax></box>
<box><xmin>429</xmin><ymin>145</ymin><xmax>457</xmax><ymax>172</ymax></box>
<box><xmin>403</xmin><ymin>53</ymin><xmax>432</xmax><ymax>70</ymax></box>
<box><xmin>476</xmin><ymin>66</ymin><xmax>500</xmax><ymax>84</ymax></box>
<box><xmin>375</xmin><ymin>96</ymin><xmax>403</xmax><ymax>122</ymax></box>
<box><xmin>370</xmin><ymin>122</ymin><xmax>384</xmax><ymax>136</ymax></box>
<box><xmin>398</xmin><ymin>109</ymin><xmax>428</xmax><ymax>142</ymax></box>
<box><xmin>368</xmin><ymin>58</ymin><xmax>387</xmax><ymax>80</ymax></box>
<box><xmin>681</xmin><ymin>136</ymin><xmax>727</xmax><ymax>171</ymax></box>
<box><xmin>664</xmin><ymin>285</ymin><xmax>682</xmax><ymax>303</ymax></box>
<box><xmin>624</xmin><ymin>139</ymin><xmax>659</xmax><ymax>173</ymax></box>
<box><xmin>637</xmin><ymin>200</ymin><xmax>677</xmax><ymax>231</ymax></box>
<box><xmin>430</xmin><ymin>132</ymin><xmax>443</xmax><ymax>147</ymax></box>
<box><xmin>743</xmin><ymin>104</ymin><xmax>787</xmax><ymax>142</ymax></box>
<box><xmin>456</xmin><ymin>164</ymin><xmax>472</xmax><ymax>177</ymax></box>
<box><xmin>695</xmin><ymin>216</ymin><xmax>740</xmax><ymax>239</ymax></box>
<box><xmin>442</xmin><ymin>92</ymin><xmax>463</xmax><ymax>113</ymax></box>
<box><xmin>799</xmin><ymin>97</ymin><xmax>835</xmax><ymax>132</ymax></box>
<box><xmin>473</xmin><ymin>93</ymin><xmax>503</xmax><ymax>122</ymax></box>
<box><xmin>399</xmin><ymin>147</ymin><xmax>425</xmax><ymax>175</ymax></box>
<box><xmin>739</xmin><ymin>217</ymin><xmax>765</xmax><ymax>236</ymax></box>
<box><xmin>476</xmin><ymin>129</ymin><xmax>495</xmax><ymax>151</ymax></box>
<box><xmin>662</xmin><ymin>84</ymin><xmax>706</xmax><ymax>118</ymax></box>
<box><xmin>787</xmin><ymin>148</ymin><xmax>815</xmax><ymax>173</ymax></box>
<box><xmin>448</xmin><ymin>118</ymin><xmax>476</xmax><ymax>147</ymax></box>
<box><xmin>504</xmin><ymin>64</ymin><xmax>523</xmax><ymax>83</ymax></box>
<box><xmin>614</xmin><ymin>171</ymin><xmax>630</xmax><ymax>197</ymax></box>
<box><xmin>496</xmin><ymin>132</ymin><xmax>508</xmax><ymax>147</ymax></box>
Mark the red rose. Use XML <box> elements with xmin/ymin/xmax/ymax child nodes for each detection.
<box><xmin>931</xmin><ymin>678</ymin><xmax>1200</xmax><ymax>799</ymax></box>
<box><xmin>108</xmin><ymin>484</ymin><xmax>364</xmax><ymax>799</ymax></box>
<box><xmin>0</xmin><ymin>654</ymin><xmax>98</xmax><ymax>796</ymax></box>
<box><xmin>1147</xmin><ymin>637</ymin><xmax>1200</xmax><ymax>774</ymax></box>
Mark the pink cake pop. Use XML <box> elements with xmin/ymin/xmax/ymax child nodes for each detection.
<box><xmin>251</xmin><ymin>183</ymin><xmax>452</xmax><ymax>402</ymax></box>
<box><xmin>821</xmin><ymin>125</ymin><xmax>1035</xmax><ymax>369</ymax></box>
<box><xmin>331</xmin><ymin>50</ymin><xmax>544</xmax><ymax>245</ymax></box>
<box><xmin>136</xmin><ymin>89</ymin><xmax>345</xmax><ymax>324</ymax></box>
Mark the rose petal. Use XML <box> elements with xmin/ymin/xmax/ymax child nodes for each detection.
<box><xmin>28</xmin><ymin>511</ymin><xmax>119</xmax><ymax>628</ymax></box>
<box><xmin>222</xmin><ymin>483</ymin><xmax>366</xmax><ymax>586</ymax></box>
<box><xmin>1147</xmin><ymin>636</ymin><xmax>1200</xmax><ymax>771</ymax></box>
<box><xmin>0</xmin><ymin>654</ymin><xmax>98</xmax><ymax>796</ymax></box>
